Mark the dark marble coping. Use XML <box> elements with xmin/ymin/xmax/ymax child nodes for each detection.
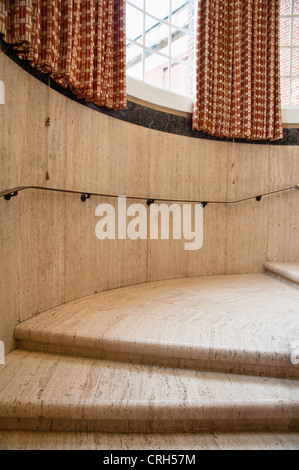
<box><xmin>2</xmin><ymin>39</ymin><xmax>299</xmax><ymax>146</ymax></box>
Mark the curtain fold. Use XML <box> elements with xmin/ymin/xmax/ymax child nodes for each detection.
<box><xmin>0</xmin><ymin>0</ymin><xmax>126</xmax><ymax>109</ymax></box>
<box><xmin>193</xmin><ymin>0</ymin><xmax>283</xmax><ymax>140</ymax></box>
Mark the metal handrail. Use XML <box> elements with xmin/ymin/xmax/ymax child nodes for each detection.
<box><xmin>0</xmin><ymin>184</ymin><xmax>298</xmax><ymax>206</ymax></box>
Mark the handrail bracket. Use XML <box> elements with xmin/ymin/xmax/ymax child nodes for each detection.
<box><xmin>4</xmin><ymin>191</ymin><xmax>18</xmax><ymax>201</ymax></box>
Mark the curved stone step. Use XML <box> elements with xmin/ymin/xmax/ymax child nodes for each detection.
<box><xmin>0</xmin><ymin>430</ymin><xmax>298</xmax><ymax>450</ymax></box>
<box><xmin>15</xmin><ymin>274</ymin><xmax>299</xmax><ymax>379</ymax></box>
<box><xmin>0</xmin><ymin>350</ymin><xmax>298</xmax><ymax>433</ymax></box>
<box><xmin>264</xmin><ymin>262</ymin><xmax>299</xmax><ymax>288</ymax></box>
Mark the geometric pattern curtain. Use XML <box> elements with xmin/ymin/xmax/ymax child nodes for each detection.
<box><xmin>193</xmin><ymin>0</ymin><xmax>283</xmax><ymax>140</ymax></box>
<box><xmin>0</xmin><ymin>0</ymin><xmax>126</xmax><ymax>109</ymax></box>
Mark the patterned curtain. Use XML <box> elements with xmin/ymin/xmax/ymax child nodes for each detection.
<box><xmin>193</xmin><ymin>0</ymin><xmax>283</xmax><ymax>140</ymax></box>
<box><xmin>0</xmin><ymin>0</ymin><xmax>126</xmax><ymax>109</ymax></box>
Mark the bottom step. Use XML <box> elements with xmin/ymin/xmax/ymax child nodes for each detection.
<box><xmin>14</xmin><ymin>273</ymin><xmax>299</xmax><ymax>379</ymax></box>
<box><xmin>0</xmin><ymin>350</ymin><xmax>298</xmax><ymax>433</ymax></box>
<box><xmin>0</xmin><ymin>431</ymin><xmax>298</xmax><ymax>450</ymax></box>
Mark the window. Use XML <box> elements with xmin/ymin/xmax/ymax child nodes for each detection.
<box><xmin>126</xmin><ymin>0</ymin><xmax>195</xmax><ymax>111</ymax></box>
<box><xmin>126</xmin><ymin>0</ymin><xmax>299</xmax><ymax>122</ymax></box>
<box><xmin>280</xmin><ymin>0</ymin><xmax>299</xmax><ymax>107</ymax></box>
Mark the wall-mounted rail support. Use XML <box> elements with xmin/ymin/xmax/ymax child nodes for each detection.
<box><xmin>4</xmin><ymin>191</ymin><xmax>18</xmax><ymax>201</ymax></box>
<box><xmin>146</xmin><ymin>199</ymin><xmax>155</xmax><ymax>206</ymax></box>
<box><xmin>81</xmin><ymin>194</ymin><xmax>91</xmax><ymax>202</ymax></box>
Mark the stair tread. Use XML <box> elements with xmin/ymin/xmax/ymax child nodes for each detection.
<box><xmin>15</xmin><ymin>274</ymin><xmax>299</xmax><ymax>378</ymax></box>
<box><xmin>0</xmin><ymin>430</ymin><xmax>298</xmax><ymax>450</ymax></box>
<box><xmin>264</xmin><ymin>262</ymin><xmax>299</xmax><ymax>286</ymax></box>
<box><xmin>0</xmin><ymin>350</ymin><xmax>298</xmax><ymax>432</ymax></box>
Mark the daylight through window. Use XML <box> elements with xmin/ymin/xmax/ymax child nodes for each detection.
<box><xmin>126</xmin><ymin>0</ymin><xmax>195</xmax><ymax>97</ymax></box>
<box><xmin>280</xmin><ymin>0</ymin><xmax>299</xmax><ymax>106</ymax></box>
<box><xmin>126</xmin><ymin>0</ymin><xmax>299</xmax><ymax>111</ymax></box>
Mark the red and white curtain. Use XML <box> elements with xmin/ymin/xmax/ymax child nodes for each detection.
<box><xmin>193</xmin><ymin>0</ymin><xmax>283</xmax><ymax>140</ymax></box>
<box><xmin>0</xmin><ymin>0</ymin><xmax>126</xmax><ymax>109</ymax></box>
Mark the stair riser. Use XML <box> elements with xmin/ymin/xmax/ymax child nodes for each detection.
<box><xmin>265</xmin><ymin>270</ymin><xmax>299</xmax><ymax>289</ymax></box>
<box><xmin>263</xmin><ymin>261</ymin><xmax>299</xmax><ymax>289</ymax></box>
<box><xmin>0</xmin><ymin>418</ymin><xmax>298</xmax><ymax>433</ymax></box>
<box><xmin>1</xmin><ymin>403</ymin><xmax>298</xmax><ymax>433</ymax></box>
<box><xmin>17</xmin><ymin>340</ymin><xmax>299</xmax><ymax>380</ymax></box>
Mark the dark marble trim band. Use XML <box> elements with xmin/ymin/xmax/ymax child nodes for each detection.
<box><xmin>2</xmin><ymin>39</ymin><xmax>299</xmax><ymax>146</ymax></box>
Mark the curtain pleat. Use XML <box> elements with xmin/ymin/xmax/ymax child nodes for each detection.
<box><xmin>193</xmin><ymin>0</ymin><xmax>283</xmax><ymax>140</ymax></box>
<box><xmin>0</xmin><ymin>0</ymin><xmax>126</xmax><ymax>109</ymax></box>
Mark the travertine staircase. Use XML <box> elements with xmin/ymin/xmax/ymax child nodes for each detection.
<box><xmin>0</xmin><ymin>264</ymin><xmax>298</xmax><ymax>449</ymax></box>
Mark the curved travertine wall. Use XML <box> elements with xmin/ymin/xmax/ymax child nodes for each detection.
<box><xmin>1</xmin><ymin>52</ymin><xmax>299</xmax><ymax>353</ymax></box>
